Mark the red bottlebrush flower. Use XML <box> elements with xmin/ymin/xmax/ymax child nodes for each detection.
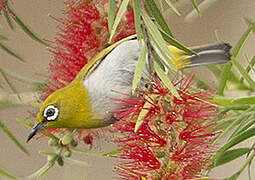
<box><xmin>41</xmin><ymin>0</ymin><xmax>135</xmax><ymax>100</ymax></box>
<box><xmin>0</xmin><ymin>0</ymin><xmax>9</xmax><ymax>14</ymax></box>
<box><xmin>112</xmin><ymin>75</ymin><xmax>219</xmax><ymax>180</ymax></box>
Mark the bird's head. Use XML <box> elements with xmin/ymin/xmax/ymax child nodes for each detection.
<box><xmin>27</xmin><ymin>81</ymin><xmax>99</xmax><ymax>142</ymax></box>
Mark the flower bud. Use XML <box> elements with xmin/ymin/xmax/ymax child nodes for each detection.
<box><xmin>48</xmin><ymin>138</ymin><xmax>58</xmax><ymax>147</ymax></box>
<box><xmin>57</xmin><ymin>156</ymin><xmax>64</xmax><ymax>166</ymax></box>
<box><xmin>60</xmin><ymin>132</ymin><xmax>73</xmax><ymax>146</ymax></box>
<box><xmin>64</xmin><ymin>150</ymin><xmax>72</xmax><ymax>158</ymax></box>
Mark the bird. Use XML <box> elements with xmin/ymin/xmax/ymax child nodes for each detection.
<box><xmin>27</xmin><ymin>35</ymin><xmax>231</xmax><ymax>142</ymax></box>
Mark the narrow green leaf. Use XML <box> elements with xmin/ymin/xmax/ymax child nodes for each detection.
<box><xmin>109</xmin><ymin>0</ymin><xmax>130</xmax><ymax>42</ymax></box>
<box><xmin>39</xmin><ymin>151</ymin><xmax>57</xmax><ymax>156</ymax></box>
<box><xmin>233</xmin><ymin>118</ymin><xmax>255</xmax><ymax>139</ymax></box>
<box><xmin>141</xmin><ymin>11</ymin><xmax>176</xmax><ymax>70</ymax></box>
<box><xmin>248</xmin><ymin>161</ymin><xmax>252</xmax><ymax>180</ymax></box>
<box><xmin>215</xmin><ymin>148</ymin><xmax>250</xmax><ymax>167</ymax></box>
<box><xmin>219</xmin><ymin>127</ymin><xmax>255</xmax><ymax>152</ymax></box>
<box><xmin>108</xmin><ymin>0</ymin><xmax>117</xmax><ymax>32</ymax></box>
<box><xmin>185</xmin><ymin>0</ymin><xmax>217</xmax><ymax>21</ymax></box>
<box><xmin>0</xmin><ymin>42</ymin><xmax>24</xmax><ymax>62</ymax></box>
<box><xmin>232</xmin><ymin>57</ymin><xmax>255</xmax><ymax>90</ymax></box>
<box><xmin>133</xmin><ymin>0</ymin><xmax>142</xmax><ymax>40</ymax></box>
<box><xmin>154</xmin><ymin>60</ymin><xmax>180</xmax><ymax>99</ymax></box>
<box><xmin>217</xmin><ymin>62</ymin><xmax>232</xmax><ymax>95</ymax></box>
<box><xmin>132</xmin><ymin>44</ymin><xmax>147</xmax><ymax>94</ymax></box>
<box><xmin>102</xmin><ymin>149</ymin><xmax>121</xmax><ymax>156</ymax></box>
<box><xmin>164</xmin><ymin>0</ymin><xmax>181</xmax><ymax>16</ymax></box>
<box><xmin>210</xmin><ymin>96</ymin><xmax>234</xmax><ymax>106</ymax></box>
<box><xmin>17</xmin><ymin>118</ymin><xmax>33</xmax><ymax>128</ymax></box>
<box><xmin>4</xmin><ymin>11</ymin><xmax>14</xmax><ymax>30</ymax></box>
<box><xmin>232</xmin><ymin>96</ymin><xmax>255</xmax><ymax>105</ymax></box>
<box><xmin>0</xmin><ymin>166</ymin><xmax>16</xmax><ymax>179</ymax></box>
<box><xmin>7</xmin><ymin>6</ymin><xmax>50</xmax><ymax>46</ymax></box>
<box><xmin>232</xmin><ymin>25</ymin><xmax>253</xmax><ymax>58</ymax></box>
<box><xmin>0</xmin><ymin>68</ymin><xmax>21</xmax><ymax>100</ymax></box>
<box><xmin>227</xmin><ymin>173</ymin><xmax>239</xmax><ymax>180</ymax></box>
<box><xmin>0</xmin><ymin>120</ymin><xmax>29</xmax><ymax>155</ymax></box>
<box><xmin>0</xmin><ymin>34</ymin><xmax>8</xmax><ymax>40</ymax></box>
<box><xmin>214</xmin><ymin>107</ymin><xmax>254</xmax><ymax>144</ymax></box>
<box><xmin>160</xmin><ymin>29</ymin><xmax>197</xmax><ymax>55</ymax></box>
<box><xmin>135</xmin><ymin>96</ymin><xmax>153</xmax><ymax>132</ymax></box>
<box><xmin>145</xmin><ymin>0</ymin><xmax>173</xmax><ymax>37</ymax></box>
<box><xmin>240</xmin><ymin>56</ymin><xmax>255</xmax><ymax>83</ymax></box>
<box><xmin>244</xmin><ymin>18</ymin><xmax>255</xmax><ymax>33</ymax></box>
<box><xmin>218</xmin><ymin>19</ymin><xmax>253</xmax><ymax>95</ymax></box>
<box><xmin>190</xmin><ymin>0</ymin><xmax>200</xmax><ymax>14</ymax></box>
<box><xmin>66</xmin><ymin>158</ymin><xmax>88</xmax><ymax>166</ymax></box>
<box><xmin>0</xmin><ymin>67</ymin><xmax>44</xmax><ymax>85</ymax></box>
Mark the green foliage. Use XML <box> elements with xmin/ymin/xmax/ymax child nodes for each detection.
<box><xmin>0</xmin><ymin>120</ymin><xmax>29</xmax><ymax>155</ymax></box>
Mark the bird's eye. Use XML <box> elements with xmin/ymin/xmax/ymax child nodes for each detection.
<box><xmin>43</xmin><ymin>105</ymin><xmax>59</xmax><ymax>121</ymax></box>
<box><xmin>46</xmin><ymin>108</ymin><xmax>55</xmax><ymax>117</ymax></box>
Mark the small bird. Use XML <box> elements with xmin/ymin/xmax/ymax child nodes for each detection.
<box><xmin>27</xmin><ymin>35</ymin><xmax>231</xmax><ymax>142</ymax></box>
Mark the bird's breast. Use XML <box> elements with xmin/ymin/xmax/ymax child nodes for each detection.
<box><xmin>83</xmin><ymin>40</ymin><xmax>143</xmax><ymax>123</ymax></box>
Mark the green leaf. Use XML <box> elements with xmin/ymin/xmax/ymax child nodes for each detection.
<box><xmin>214</xmin><ymin>107</ymin><xmax>254</xmax><ymax>144</ymax></box>
<box><xmin>190</xmin><ymin>0</ymin><xmax>200</xmax><ymax>14</ymax></box>
<box><xmin>232</xmin><ymin>118</ymin><xmax>255</xmax><ymax>139</ymax></box>
<box><xmin>217</xmin><ymin>62</ymin><xmax>232</xmax><ymax>95</ymax></box>
<box><xmin>4</xmin><ymin>11</ymin><xmax>14</xmax><ymax>30</ymax></box>
<box><xmin>0</xmin><ymin>68</ymin><xmax>21</xmax><ymax>100</ymax></box>
<box><xmin>66</xmin><ymin>158</ymin><xmax>88</xmax><ymax>166</ymax></box>
<box><xmin>108</xmin><ymin>0</ymin><xmax>117</xmax><ymax>32</ymax></box>
<box><xmin>7</xmin><ymin>6</ymin><xmax>50</xmax><ymax>46</ymax></box>
<box><xmin>154</xmin><ymin>60</ymin><xmax>180</xmax><ymax>99</ymax></box>
<box><xmin>0</xmin><ymin>67</ymin><xmax>44</xmax><ymax>85</ymax></box>
<box><xmin>232</xmin><ymin>96</ymin><xmax>255</xmax><ymax>105</ymax></box>
<box><xmin>0</xmin><ymin>166</ymin><xmax>16</xmax><ymax>179</ymax></box>
<box><xmin>164</xmin><ymin>0</ymin><xmax>181</xmax><ymax>16</ymax></box>
<box><xmin>210</xmin><ymin>96</ymin><xmax>233</xmax><ymax>106</ymax></box>
<box><xmin>185</xmin><ymin>0</ymin><xmax>217</xmax><ymax>22</ymax></box>
<box><xmin>0</xmin><ymin>120</ymin><xmax>29</xmax><ymax>155</ymax></box>
<box><xmin>232</xmin><ymin>57</ymin><xmax>255</xmax><ymax>90</ymax></box>
<box><xmin>145</xmin><ymin>0</ymin><xmax>173</xmax><ymax>37</ymax></box>
<box><xmin>102</xmin><ymin>149</ymin><xmax>121</xmax><ymax>156</ymax></box>
<box><xmin>160</xmin><ymin>29</ymin><xmax>197</xmax><ymax>55</ymax></box>
<box><xmin>0</xmin><ymin>34</ymin><xmax>8</xmax><ymax>40</ymax></box>
<box><xmin>132</xmin><ymin>44</ymin><xmax>147</xmax><ymax>94</ymax></box>
<box><xmin>0</xmin><ymin>42</ymin><xmax>24</xmax><ymax>62</ymax></box>
<box><xmin>219</xmin><ymin>127</ymin><xmax>255</xmax><ymax>153</ymax></box>
<box><xmin>133</xmin><ymin>0</ymin><xmax>142</xmax><ymax>40</ymax></box>
<box><xmin>214</xmin><ymin>148</ymin><xmax>250</xmax><ymax>167</ymax></box>
<box><xmin>240</xmin><ymin>56</ymin><xmax>255</xmax><ymax>84</ymax></box>
<box><xmin>218</xmin><ymin>19</ymin><xmax>253</xmax><ymax>95</ymax></box>
<box><xmin>134</xmin><ymin>96</ymin><xmax>153</xmax><ymax>132</ymax></box>
<box><xmin>17</xmin><ymin>118</ymin><xmax>33</xmax><ymax>128</ymax></box>
<box><xmin>141</xmin><ymin>11</ymin><xmax>176</xmax><ymax>70</ymax></box>
<box><xmin>109</xmin><ymin>0</ymin><xmax>130</xmax><ymax>42</ymax></box>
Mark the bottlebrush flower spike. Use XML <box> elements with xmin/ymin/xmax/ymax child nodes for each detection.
<box><xmin>112</xmin><ymin>75</ymin><xmax>219</xmax><ymax>179</ymax></box>
<box><xmin>41</xmin><ymin>0</ymin><xmax>135</xmax><ymax>100</ymax></box>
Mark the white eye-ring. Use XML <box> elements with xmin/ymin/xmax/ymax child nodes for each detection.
<box><xmin>43</xmin><ymin>105</ymin><xmax>59</xmax><ymax>121</ymax></box>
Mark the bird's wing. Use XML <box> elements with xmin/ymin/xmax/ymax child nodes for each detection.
<box><xmin>74</xmin><ymin>34</ymin><xmax>137</xmax><ymax>82</ymax></box>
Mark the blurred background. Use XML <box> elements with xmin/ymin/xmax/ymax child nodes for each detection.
<box><xmin>0</xmin><ymin>0</ymin><xmax>255</xmax><ymax>179</ymax></box>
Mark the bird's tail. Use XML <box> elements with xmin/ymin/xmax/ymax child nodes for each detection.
<box><xmin>187</xmin><ymin>43</ymin><xmax>232</xmax><ymax>68</ymax></box>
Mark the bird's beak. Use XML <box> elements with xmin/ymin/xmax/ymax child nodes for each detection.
<box><xmin>26</xmin><ymin>121</ymin><xmax>46</xmax><ymax>142</ymax></box>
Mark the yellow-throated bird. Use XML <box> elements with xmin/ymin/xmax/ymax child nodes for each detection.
<box><xmin>27</xmin><ymin>35</ymin><xmax>231</xmax><ymax>142</ymax></box>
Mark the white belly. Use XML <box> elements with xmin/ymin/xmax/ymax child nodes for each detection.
<box><xmin>83</xmin><ymin>40</ymin><xmax>142</xmax><ymax>122</ymax></box>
